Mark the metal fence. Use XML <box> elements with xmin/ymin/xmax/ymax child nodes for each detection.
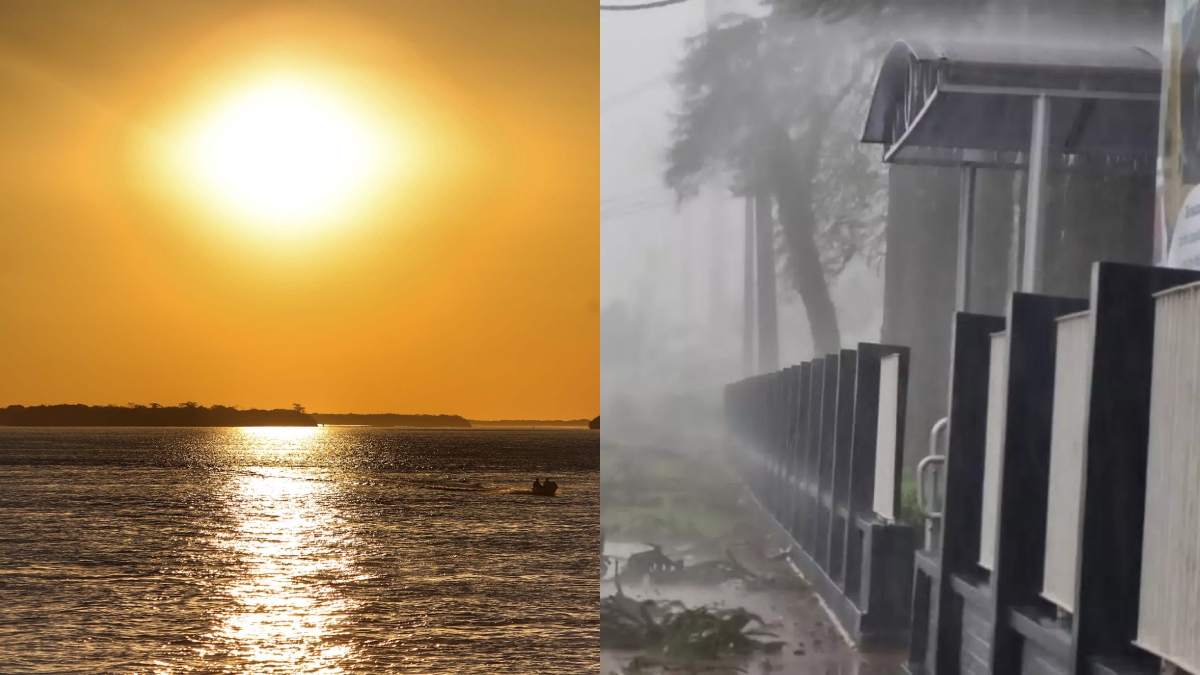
<box><xmin>978</xmin><ymin>331</ymin><xmax>1007</xmax><ymax>572</ymax></box>
<box><xmin>895</xmin><ymin>263</ymin><xmax>1200</xmax><ymax>675</ymax></box>
<box><xmin>1137</xmin><ymin>281</ymin><xmax>1200</xmax><ymax>674</ymax></box>
<box><xmin>1041</xmin><ymin>310</ymin><xmax>1091</xmax><ymax>614</ymax></box>
<box><xmin>872</xmin><ymin>354</ymin><xmax>902</xmax><ymax>523</ymax></box>
<box><xmin>725</xmin><ymin>343</ymin><xmax>916</xmax><ymax>649</ymax></box>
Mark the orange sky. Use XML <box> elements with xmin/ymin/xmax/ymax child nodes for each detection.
<box><xmin>0</xmin><ymin>1</ymin><xmax>598</xmax><ymax>420</ymax></box>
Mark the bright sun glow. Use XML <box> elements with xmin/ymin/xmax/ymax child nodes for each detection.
<box><xmin>186</xmin><ymin>78</ymin><xmax>386</xmax><ymax>227</ymax></box>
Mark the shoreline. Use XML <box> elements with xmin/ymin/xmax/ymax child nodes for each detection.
<box><xmin>0</xmin><ymin>424</ymin><xmax>594</xmax><ymax>429</ymax></box>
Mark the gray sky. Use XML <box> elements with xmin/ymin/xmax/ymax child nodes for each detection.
<box><xmin>600</xmin><ymin>0</ymin><xmax>760</xmax><ymax>327</ymax></box>
<box><xmin>600</xmin><ymin>0</ymin><xmax>880</xmax><ymax>371</ymax></box>
<box><xmin>600</xmin><ymin>1</ymin><xmax>701</xmax><ymax>311</ymax></box>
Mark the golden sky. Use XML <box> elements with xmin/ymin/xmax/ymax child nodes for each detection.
<box><xmin>0</xmin><ymin>1</ymin><xmax>598</xmax><ymax>420</ymax></box>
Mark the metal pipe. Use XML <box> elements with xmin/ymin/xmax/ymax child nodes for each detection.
<box><xmin>957</xmin><ymin>167</ymin><xmax>977</xmax><ymax>311</ymax></box>
<box><xmin>917</xmin><ymin>417</ymin><xmax>949</xmax><ymax>519</ymax></box>
<box><xmin>1022</xmin><ymin>94</ymin><xmax>1052</xmax><ymax>293</ymax></box>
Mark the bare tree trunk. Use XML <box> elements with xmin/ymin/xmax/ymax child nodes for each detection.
<box><xmin>763</xmin><ymin>124</ymin><xmax>841</xmax><ymax>355</ymax></box>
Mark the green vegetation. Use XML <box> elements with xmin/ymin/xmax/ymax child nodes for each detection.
<box><xmin>601</xmin><ymin>446</ymin><xmax>747</xmax><ymax>544</ymax></box>
<box><xmin>899</xmin><ymin>478</ymin><xmax>922</xmax><ymax>528</ymax></box>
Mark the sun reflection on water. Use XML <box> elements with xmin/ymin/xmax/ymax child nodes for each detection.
<box><xmin>201</xmin><ymin>428</ymin><xmax>357</xmax><ymax>673</ymax></box>
<box><xmin>239</xmin><ymin>426</ymin><xmax>326</xmax><ymax>451</ymax></box>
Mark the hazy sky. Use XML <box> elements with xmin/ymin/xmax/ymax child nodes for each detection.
<box><xmin>0</xmin><ymin>1</ymin><xmax>597</xmax><ymax>419</ymax></box>
<box><xmin>600</xmin><ymin>0</ymin><xmax>887</xmax><ymax>397</ymax></box>
<box><xmin>601</xmin><ymin>1</ymin><xmax>788</xmax><ymax>380</ymax></box>
<box><xmin>601</xmin><ymin>1</ymin><xmax>705</xmax><ymax>311</ymax></box>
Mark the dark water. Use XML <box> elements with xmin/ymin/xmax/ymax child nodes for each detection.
<box><xmin>0</xmin><ymin>427</ymin><xmax>599</xmax><ymax>674</ymax></box>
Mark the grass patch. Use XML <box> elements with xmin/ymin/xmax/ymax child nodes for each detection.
<box><xmin>602</xmin><ymin>446</ymin><xmax>747</xmax><ymax>544</ymax></box>
<box><xmin>899</xmin><ymin>478</ymin><xmax>922</xmax><ymax>528</ymax></box>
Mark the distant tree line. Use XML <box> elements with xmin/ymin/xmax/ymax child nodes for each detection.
<box><xmin>0</xmin><ymin>403</ymin><xmax>316</xmax><ymax>427</ymax></box>
<box><xmin>311</xmin><ymin>413</ymin><xmax>471</xmax><ymax>428</ymax></box>
<box><xmin>468</xmin><ymin>419</ymin><xmax>592</xmax><ymax>428</ymax></box>
<box><xmin>0</xmin><ymin>405</ymin><xmax>593</xmax><ymax>429</ymax></box>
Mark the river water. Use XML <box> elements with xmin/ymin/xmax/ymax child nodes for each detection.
<box><xmin>0</xmin><ymin>427</ymin><xmax>599</xmax><ymax>674</ymax></box>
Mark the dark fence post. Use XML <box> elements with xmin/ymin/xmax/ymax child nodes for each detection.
<box><xmin>776</xmin><ymin>367</ymin><xmax>794</xmax><ymax>523</ymax></box>
<box><xmin>990</xmin><ymin>293</ymin><xmax>1089</xmax><ymax>675</ymax></box>
<box><xmin>770</xmin><ymin>370</ymin><xmax>785</xmax><ymax>520</ymax></box>
<box><xmin>855</xmin><ymin>344</ymin><xmax>913</xmax><ymax>649</ymax></box>
<box><xmin>791</xmin><ymin>362</ymin><xmax>813</xmax><ymax>543</ymax></box>
<box><xmin>845</xmin><ymin>346</ymin><xmax>881</xmax><ymax>606</ymax></box>
<box><xmin>816</xmin><ymin>352</ymin><xmax>841</xmax><ymax>569</ymax></box>
<box><xmin>1071</xmin><ymin>263</ymin><xmax>1200</xmax><ymax>675</ymax></box>
<box><xmin>784</xmin><ymin>366</ymin><xmax>803</xmax><ymax>536</ymax></box>
<box><xmin>804</xmin><ymin>357</ymin><xmax>826</xmax><ymax>552</ymax></box>
<box><xmin>829</xmin><ymin>348</ymin><xmax>858</xmax><ymax>587</ymax></box>
<box><xmin>928</xmin><ymin>312</ymin><xmax>1006</xmax><ymax>675</ymax></box>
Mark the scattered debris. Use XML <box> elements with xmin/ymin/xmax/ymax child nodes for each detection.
<box><xmin>610</xmin><ymin>543</ymin><xmax>810</xmax><ymax>594</ymax></box>
<box><xmin>616</xmin><ymin>545</ymin><xmax>685</xmax><ymax>585</ymax></box>
<box><xmin>600</xmin><ymin>446</ymin><xmax>906</xmax><ymax>674</ymax></box>
<box><xmin>601</xmin><ymin>585</ymin><xmax>785</xmax><ymax>660</ymax></box>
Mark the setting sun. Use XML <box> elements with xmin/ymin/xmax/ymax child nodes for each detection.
<box><xmin>1</xmin><ymin>0</ymin><xmax>597</xmax><ymax>421</ymax></box>
<box><xmin>183</xmin><ymin>77</ymin><xmax>389</xmax><ymax>227</ymax></box>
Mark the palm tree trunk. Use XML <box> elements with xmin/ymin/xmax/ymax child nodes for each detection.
<box><xmin>763</xmin><ymin>125</ymin><xmax>841</xmax><ymax>355</ymax></box>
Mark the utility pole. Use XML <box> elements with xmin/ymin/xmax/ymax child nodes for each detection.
<box><xmin>706</xmin><ymin>0</ymin><xmax>735</xmax><ymax>347</ymax></box>
<box><xmin>755</xmin><ymin>187</ymin><xmax>779</xmax><ymax>373</ymax></box>
<box><xmin>743</xmin><ymin>195</ymin><xmax>756</xmax><ymax>376</ymax></box>
<box><xmin>705</xmin><ymin>188</ymin><xmax>725</xmax><ymax>331</ymax></box>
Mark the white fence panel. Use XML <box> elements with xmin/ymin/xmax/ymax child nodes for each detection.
<box><xmin>979</xmin><ymin>331</ymin><xmax>1008</xmax><ymax>572</ymax></box>
<box><xmin>872</xmin><ymin>354</ymin><xmax>901</xmax><ymax>521</ymax></box>
<box><xmin>1041</xmin><ymin>311</ymin><xmax>1092</xmax><ymax>613</ymax></box>
<box><xmin>1137</xmin><ymin>282</ymin><xmax>1200</xmax><ymax>673</ymax></box>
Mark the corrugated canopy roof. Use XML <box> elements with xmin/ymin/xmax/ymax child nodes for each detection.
<box><xmin>861</xmin><ymin>39</ymin><xmax>1162</xmax><ymax>166</ymax></box>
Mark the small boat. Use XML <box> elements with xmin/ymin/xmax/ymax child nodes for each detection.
<box><xmin>531</xmin><ymin>479</ymin><xmax>559</xmax><ymax>496</ymax></box>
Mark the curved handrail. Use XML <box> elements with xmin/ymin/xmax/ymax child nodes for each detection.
<box><xmin>917</xmin><ymin>417</ymin><xmax>949</xmax><ymax>519</ymax></box>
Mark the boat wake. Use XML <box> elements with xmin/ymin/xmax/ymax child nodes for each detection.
<box><xmin>420</xmin><ymin>484</ymin><xmax>559</xmax><ymax>496</ymax></box>
<box><xmin>423</xmin><ymin>483</ymin><xmax>496</xmax><ymax>492</ymax></box>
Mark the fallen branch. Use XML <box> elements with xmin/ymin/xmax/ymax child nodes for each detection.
<box><xmin>601</xmin><ymin>594</ymin><xmax>784</xmax><ymax>659</ymax></box>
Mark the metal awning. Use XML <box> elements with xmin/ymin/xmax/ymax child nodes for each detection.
<box><xmin>861</xmin><ymin>40</ymin><xmax>1162</xmax><ymax>166</ymax></box>
<box><xmin>860</xmin><ymin>39</ymin><xmax>1163</xmax><ymax>307</ymax></box>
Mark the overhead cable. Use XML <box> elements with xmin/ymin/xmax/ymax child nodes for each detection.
<box><xmin>600</xmin><ymin>0</ymin><xmax>692</xmax><ymax>11</ymax></box>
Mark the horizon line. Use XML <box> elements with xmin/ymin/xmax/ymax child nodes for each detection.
<box><xmin>0</xmin><ymin>403</ymin><xmax>596</xmax><ymax>422</ymax></box>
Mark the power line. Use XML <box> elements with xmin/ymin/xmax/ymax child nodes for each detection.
<box><xmin>600</xmin><ymin>201</ymin><xmax>675</xmax><ymax>223</ymax></box>
<box><xmin>601</xmin><ymin>186</ymin><xmax>663</xmax><ymax>206</ymax></box>
<box><xmin>601</xmin><ymin>199</ymin><xmax>673</xmax><ymax>220</ymax></box>
<box><xmin>600</xmin><ymin>73</ymin><xmax>672</xmax><ymax>111</ymax></box>
<box><xmin>600</xmin><ymin>0</ymin><xmax>692</xmax><ymax>11</ymax></box>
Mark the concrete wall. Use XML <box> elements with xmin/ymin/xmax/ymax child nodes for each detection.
<box><xmin>882</xmin><ymin>165</ymin><xmax>959</xmax><ymax>476</ymax></box>
<box><xmin>1020</xmin><ymin>641</ymin><xmax>1070</xmax><ymax>675</ymax></box>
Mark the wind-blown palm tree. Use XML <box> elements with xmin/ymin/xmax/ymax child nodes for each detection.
<box><xmin>665</xmin><ymin>12</ymin><xmax>884</xmax><ymax>354</ymax></box>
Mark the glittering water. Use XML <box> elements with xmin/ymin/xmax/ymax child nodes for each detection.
<box><xmin>0</xmin><ymin>427</ymin><xmax>599</xmax><ymax>674</ymax></box>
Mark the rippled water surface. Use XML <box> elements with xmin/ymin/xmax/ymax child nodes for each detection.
<box><xmin>0</xmin><ymin>427</ymin><xmax>599</xmax><ymax>674</ymax></box>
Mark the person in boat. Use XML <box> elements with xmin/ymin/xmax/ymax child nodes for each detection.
<box><xmin>532</xmin><ymin>477</ymin><xmax>543</xmax><ymax>491</ymax></box>
<box><xmin>543</xmin><ymin>478</ymin><xmax>558</xmax><ymax>491</ymax></box>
